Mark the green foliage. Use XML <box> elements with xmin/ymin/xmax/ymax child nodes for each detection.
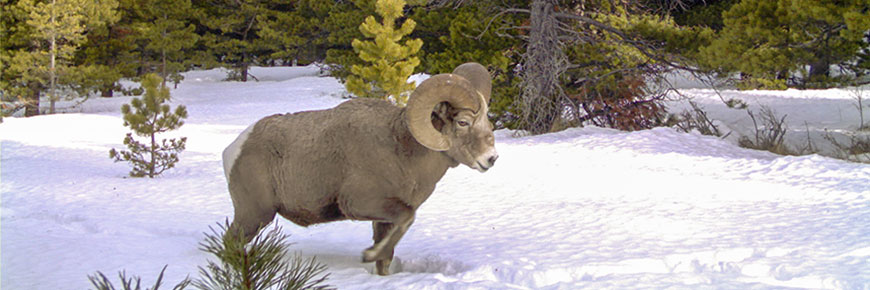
<box><xmin>135</xmin><ymin>0</ymin><xmax>200</xmax><ymax>87</ymax></box>
<box><xmin>195</xmin><ymin>0</ymin><xmax>275</xmax><ymax>82</ymax></box>
<box><xmin>623</xmin><ymin>13</ymin><xmax>715</xmax><ymax>61</ymax></box>
<box><xmin>1</xmin><ymin>0</ymin><xmax>120</xmax><ymax>115</ymax></box>
<box><xmin>89</xmin><ymin>265</ymin><xmax>191</xmax><ymax>290</ymax></box>
<box><xmin>411</xmin><ymin>3</ymin><xmax>523</xmax><ymax>128</ymax></box>
<box><xmin>322</xmin><ymin>0</ymin><xmax>375</xmax><ymax>80</ymax></box>
<box><xmin>109</xmin><ymin>74</ymin><xmax>187</xmax><ymax>178</ymax></box>
<box><xmin>698</xmin><ymin>0</ymin><xmax>870</xmax><ymax>89</ymax></box>
<box><xmin>196</xmin><ymin>222</ymin><xmax>333</xmax><ymax>290</ymax></box>
<box><xmin>345</xmin><ymin>0</ymin><xmax>422</xmax><ymax>105</ymax></box>
<box><xmin>558</xmin><ymin>10</ymin><xmax>707</xmax><ymax>132</ymax></box>
<box><xmin>672</xmin><ymin>0</ymin><xmax>739</xmax><ymax>31</ymax></box>
<box><xmin>258</xmin><ymin>0</ymin><xmax>332</xmax><ymax>66</ymax></box>
<box><xmin>88</xmin><ymin>223</ymin><xmax>332</xmax><ymax>290</ymax></box>
<box><xmin>75</xmin><ymin>0</ymin><xmax>138</xmax><ymax>97</ymax></box>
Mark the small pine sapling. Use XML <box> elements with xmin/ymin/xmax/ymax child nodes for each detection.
<box><xmin>89</xmin><ymin>265</ymin><xmax>191</xmax><ymax>290</ymax></box>
<box><xmin>345</xmin><ymin>0</ymin><xmax>422</xmax><ymax>106</ymax></box>
<box><xmin>110</xmin><ymin>74</ymin><xmax>188</xmax><ymax>178</ymax></box>
<box><xmin>196</xmin><ymin>222</ymin><xmax>332</xmax><ymax>290</ymax></box>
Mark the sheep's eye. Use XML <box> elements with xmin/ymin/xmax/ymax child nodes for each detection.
<box><xmin>457</xmin><ymin>120</ymin><xmax>470</xmax><ymax>127</ymax></box>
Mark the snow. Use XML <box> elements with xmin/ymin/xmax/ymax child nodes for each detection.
<box><xmin>2</xmin><ymin>66</ymin><xmax>868</xmax><ymax>289</ymax></box>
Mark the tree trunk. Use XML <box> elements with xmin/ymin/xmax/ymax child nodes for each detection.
<box><xmin>161</xmin><ymin>13</ymin><xmax>168</xmax><ymax>88</ymax></box>
<box><xmin>49</xmin><ymin>0</ymin><xmax>57</xmax><ymax>114</ymax></box>
<box><xmin>101</xmin><ymin>85</ymin><xmax>114</xmax><ymax>98</ymax></box>
<box><xmin>809</xmin><ymin>60</ymin><xmax>830</xmax><ymax>80</ymax></box>
<box><xmin>161</xmin><ymin>49</ymin><xmax>168</xmax><ymax>87</ymax></box>
<box><xmin>518</xmin><ymin>0</ymin><xmax>567</xmax><ymax>135</ymax></box>
<box><xmin>149</xmin><ymin>131</ymin><xmax>156</xmax><ymax>178</ymax></box>
<box><xmin>241</xmin><ymin>62</ymin><xmax>249</xmax><ymax>82</ymax></box>
<box><xmin>25</xmin><ymin>85</ymin><xmax>41</xmax><ymax>117</ymax></box>
<box><xmin>809</xmin><ymin>31</ymin><xmax>834</xmax><ymax>84</ymax></box>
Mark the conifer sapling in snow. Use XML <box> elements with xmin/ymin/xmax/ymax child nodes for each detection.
<box><xmin>345</xmin><ymin>0</ymin><xmax>422</xmax><ymax>106</ymax></box>
<box><xmin>110</xmin><ymin>74</ymin><xmax>188</xmax><ymax>178</ymax></box>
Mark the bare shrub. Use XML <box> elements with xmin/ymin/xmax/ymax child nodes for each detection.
<box><xmin>823</xmin><ymin>130</ymin><xmax>870</xmax><ymax>163</ymax></box>
<box><xmin>738</xmin><ymin>106</ymin><xmax>795</xmax><ymax>155</ymax></box>
<box><xmin>849</xmin><ymin>85</ymin><xmax>868</xmax><ymax>130</ymax></box>
<box><xmin>671</xmin><ymin>101</ymin><xmax>729</xmax><ymax>138</ymax></box>
<box><xmin>796</xmin><ymin>122</ymin><xmax>819</xmax><ymax>155</ymax></box>
<box><xmin>570</xmin><ymin>75</ymin><xmax>669</xmax><ymax>132</ymax></box>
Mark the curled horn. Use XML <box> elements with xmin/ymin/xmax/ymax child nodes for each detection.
<box><xmin>405</xmin><ymin>74</ymin><xmax>480</xmax><ymax>151</ymax></box>
<box><xmin>451</xmin><ymin>62</ymin><xmax>492</xmax><ymax>106</ymax></box>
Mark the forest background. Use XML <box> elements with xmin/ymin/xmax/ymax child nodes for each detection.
<box><xmin>3</xmin><ymin>0</ymin><xmax>870</xmax><ymax>134</ymax></box>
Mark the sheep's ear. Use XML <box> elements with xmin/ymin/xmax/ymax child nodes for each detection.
<box><xmin>431</xmin><ymin>102</ymin><xmax>451</xmax><ymax>131</ymax></box>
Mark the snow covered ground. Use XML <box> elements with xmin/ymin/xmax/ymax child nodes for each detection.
<box><xmin>1</xmin><ymin>66</ymin><xmax>868</xmax><ymax>289</ymax></box>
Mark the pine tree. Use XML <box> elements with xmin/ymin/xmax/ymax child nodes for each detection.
<box><xmin>345</xmin><ymin>0</ymin><xmax>422</xmax><ymax>106</ymax></box>
<box><xmin>1</xmin><ymin>0</ymin><xmax>119</xmax><ymax>116</ymax></box>
<box><xmin>75</xmin><ymin>0</ymin><xmax>139</xmax><ymax>98</ymax></box>
<box><xmin>26</xmin><ymin>0</ymin><xmax>119</xmax><ymax>113</ymax></box>
<box><xmin>27</xmin><ymin>0</ymin><xmax>87</xmax><ymax>114</ymax></box>
<box><xmin>76</xmin><ymin>22</ymin><xmax>138</xmax><ymax>98</ymax></box>
<box><xmin>411</xmin><ymin>2</ymin><xmax>523</xmax><ymax>127</ymax></box>
<box><xmin>88</xmin><ymin>222</ymin><xmax>333</xmax><ymax>290</ymax></box>
<box><xmin>698</xmin><ymin>0</ymin><xmax>870</xmax><ymax>89</ymax></box>
<box><xmin>109</xmin><ymin>74</ymin><xmax>187</xmax><ymax>178</ymax></box>
<box><xmin>196</xmin><ymin>222</ymin><xmax>332</xmax><ymax>290</ymax></box>
<box><xmin>323</xmin><ymin>0</ymin><xmax>375</xmax><ymax>80</ymax></box>
<box><xmin>196</xmin><ymin>0</ymin><xmax>275</xmax><ymax>82</ymax></box>
<box><xmin>1</xmin><ymin>0</ymin><xmax>43</xmax><ymax>116</ymax></box>
<box><xmin>258</xmin><ymin>0</ymin><xmax>332</xmax><ymax>66</ymax></box>
<box><xmin>137</xmin><ymin>0</ymin><xmax>200</xmax><ymax>88</ymax></box>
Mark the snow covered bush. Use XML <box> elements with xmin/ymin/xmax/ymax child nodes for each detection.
<box><xmin>109</xmin><ymin>74</ymin><xmax>187</xmax><ymax>178</ymax></box>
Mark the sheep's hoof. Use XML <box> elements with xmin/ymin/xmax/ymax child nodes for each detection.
<box><xmin>375</xmin><ymin>260</ymin><xmax>392</xmax><ymax>276</ymax></box>
<box><xmin>362</xmin><ymin>247</ymin><xmax>379</xmax><ymax>263</ymax></box>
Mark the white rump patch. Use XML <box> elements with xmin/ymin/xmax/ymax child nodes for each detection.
<box><xmin>222</xmin><ymin>123</ymin><xmax>256</xmax><ymax>180</ymax></box>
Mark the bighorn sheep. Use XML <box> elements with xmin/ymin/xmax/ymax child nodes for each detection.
<box><xmin>222</xmin><ymin>62</ymin><xmax>498</xmax><ymax>275</ymax></box>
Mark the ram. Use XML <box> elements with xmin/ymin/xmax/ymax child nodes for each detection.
<box><xmin>222</xmin><ymin>63</ymin><xmax>498</xmax><ymax>275</ymax></box>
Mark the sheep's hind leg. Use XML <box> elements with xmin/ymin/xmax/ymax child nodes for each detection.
<box><xmin>227</xmin><ymin>207</ymin><xmax>276</xmax><ymax>244</ymax></box>
<box><xmin>226</xmin><ymin>180</ymin><xmax>278</xmax><ymax>244</ymax></box>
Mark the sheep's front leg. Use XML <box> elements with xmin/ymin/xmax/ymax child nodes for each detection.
<box><xmin>361</xmin><ymin>204</ymin><xmax>415</xmax><ymax>271</ymax></box>
<box><xmin>371</xmin><ymin>221</ymin><xmax>395</xmax><ymax>275</ymax></box>
<box><xmin>362</xmin><ymin>215</ymin><xmax>414</xmax><ymax>262</ymax></box>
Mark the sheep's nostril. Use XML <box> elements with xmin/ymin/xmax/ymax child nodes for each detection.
<box><xmin>488</xmin><ymin>155</ymin><xmax>499</xmax><ymax>166</ymax></box>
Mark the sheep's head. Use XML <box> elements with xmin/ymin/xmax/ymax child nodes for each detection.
<box><xmin>406</xmin><ymin>62</ymin><xmax>498</xmax><ymax>172</ymax></box>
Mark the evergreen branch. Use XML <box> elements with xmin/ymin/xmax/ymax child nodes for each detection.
<box><xmin>195</xmin><ymin>221</ymin><xmax>334</xmax><ymax>290</ymax></box>
<box><xmin>551</xmin><ymin>11</ymin><xmax>701</xmax><ymax>73</ymax></box>
<box><xmin>88</xmin><ymin>265</ymin><xmax>190</xmax><ymax>290</ymax></box>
